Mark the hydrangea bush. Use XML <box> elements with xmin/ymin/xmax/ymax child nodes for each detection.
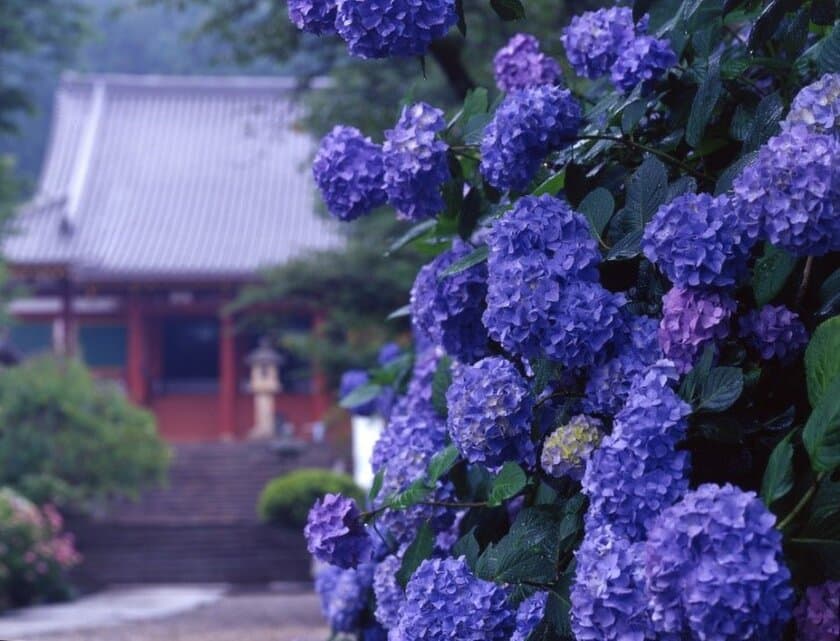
<box><xmin>299</xmin><ymin>1</ymin><xmax>840</xmax><ymax>639</ymax></box>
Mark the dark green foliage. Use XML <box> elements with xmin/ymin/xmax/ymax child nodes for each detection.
<box><xmin>0</xmin><ymin>357</ymin><xmax>169</xmax><ymax>509</ymax></box>
<box><xmin>258</xmin><ymin>468</ymin><xmax>365</xmax><ymax>527</ymax></box>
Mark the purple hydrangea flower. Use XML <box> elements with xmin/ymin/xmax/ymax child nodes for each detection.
<box><xmin>383</xmin><ymin>102</ymin><xmax>450</xmax><ymax>221</ymax></box>
<box><xmin>584</xmin><ymin>314</ymin><xmax>662</xmax><ymax>415</ymax></box>
<box><xmin>288</xmin><ymin>0</ymin><xmax>337</xmax><ymax>35</ymax></box>
<box><xmin>610</xmin><ymin>35</ymin><xmax>677</xmax><ymax>94</ymax></box>
<box><xmin>739</xmin><ymin>304</ymin><xmax>809</xmax><ymax>362</ymax></box>
<box><xmin>643</xmin><ymin>193</ymin><xmax>753</xmax><ymax>288</ymax></box>
<box><xmin>378</xmin><ymin>342</ymin><xmax>402</xmax><ymax>365</ymax></box>
<box><xmin>571</xmin><ymin>524</ymin><xmax>653</xmax><ymax>641</ymax></box>
<box><xmin>784</xmin><ymin>73</ymin><xmax>840</xmax><ymax>137</ymax></box>
<box><xmin>645</xmin><ymin>483</ymin><xmax>795</xmax><ymax>641</ymax></box>
<box><xmin>493</xmin><ymin>34</ymin><xmax>561</xmax><ymax>93</ymax></box>
<box><xmin>511</xmin><ymin>591</ymin><xmax>549</xmax><ymax>641</ymax></box>
<box><xmin>582</xmin><ymin>362</ymin><xmax>691</xmax><ymax>540</ymax></box>
<box><xmin>410</xmin><ymin>241</ymin><xmax>490</xmax><ymax>363</ymax></box>
<box><xmin>315</xmin><ymin>562</ymin><xmax>375</xmax><ymax>632</ymax></box>
<box><xmin>446</xmin><ymin>356</ymin><xmax>536</xmax><ymax>469</ymax></box>
<box><xmin>561</xmin><ymin>7</ymin><xmax>639</xmax><ymax>79</ymax></box>
<box><xmin>480</xmin><ymin>85</ymin><xmax>583</xmax><ymax>191</ymax></box>
<box><xmin>340</xmin><ymin>369</ymin><xmax>378</xmax><ymax>416</ymax></box>
<box><xmin>335</xmin><ymin>0</ymin><xmax>457</xmax><ymax>59</ymax></box>
<box><xmin>794</xmin><ymin>581</ymin><xmax>840</xmax><ymax>641</ymax></box>
<box><xmin>396</xmin><ymin>557</ymin><xmax>516</xmax><ymax>641</ymax></box>
<box><xmin>541</xmin><ymin>414</ymin><xmax>603</xmax><ymax>481</ymax></box>
<box><xmin>373</xmin><ymin>554</ymin><xmax>404</xmax><ymax>630</ymax></box>
<box><xmin>659</xmin><ymin>287</ymin><xmax>736</xmax><ymax>374</ymax></box>
<box><xmin>483</xmin><ymin>195</ymin><xmax>602</xmax><ymax>361</ymax></box>
<box><xmin>305</xmin><ymin>494</ymin><xmax>371</xmax><ymax>568</ymax></box>
<box><xmin>733</xmin><ymin>125</ymin><xmax>840</xmax><ymax>256</ymax></box>
<box><xmin>313</xmin><ymin>126</ymin><xmax>386</xmax><ymax>221</ymax></box>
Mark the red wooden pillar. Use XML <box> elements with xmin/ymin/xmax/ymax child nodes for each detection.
<box><xmin>219</xmin><ymin>311</ymin><xmax>237</xmax><ymax>440</ymax></box>
<box><xmin>311</xmin><ymin>312</ymin><xmax>331</xmax><ymax>419</ymax></box>
<box><xmin>59</xmin><ymin>278</ymin><xmax>76</xmax><ymax>357</ymax></box>
<box><xmin>126</xmin><ymin>293</ymin><xmax>147</xmax><ymax>405</ymax></box>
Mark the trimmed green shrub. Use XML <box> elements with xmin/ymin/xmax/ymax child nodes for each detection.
<box><xmin>0</xmin><ymin>357</ymin><xmax>170</xmax><ymax>509</ymax></box>
<box><xmin>258</xmin><ymin>468</ymin><xmax>364</xmax><ymax>527</ymax></box>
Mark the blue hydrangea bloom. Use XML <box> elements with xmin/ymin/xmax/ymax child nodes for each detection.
<box><xmin>794</xmin><ymin>580</ymin><xmax>840</xmax><ymax>641</ymax></box>
<box><xmin>483</xmin><ymin>195</ymin><xmax>601</xmax><ymax>361</ymax></box>
<box><xmin>378</xmin><ymin>342</ymin><xmax>402</xmax><ymax>365</ymax></box>
<box><xmin>582</xmin><ymin>362</ymin><xmax>691</xmax><ymax>540</ymax></box>
<box><xmin>340</xmin><ymin>369</ymin><xmax>378</xmax><ymax>416</ymax></box>
<box><xmin>410</xmin><ymin>242</ymin><xmax>490</xmax><ymax>363</ymax></box>
<box><xmin>373</xmin><ymin>554</ymin><xmax>404</xmax><ymax>630</ymax></box>
<box><xmin>446</xmin><ymin>356</ymin><xmax>536</xmax><ymax>469</ymax></box>
<box><xmin>383</xmin><ymin>102</ymin><xmax>450</xmax><ymax>220</ymax></box>
<box><xmin>335</xmin><ymin>0</ymin><xmax>457</xmax><ymax>59</ymax></box>
<box><xmin>396</xmin><ymin>557</ymin><xmax>516</xmax><ymax>641</ymax></box>
<box><xmin>315</xmin><ymin>562</ymin><xmax>375</xmax><ymax>632</ymax></box>
<box><xmin>305</xmin><ymin>493</ymin><xmax>371</xmax><ymax>568</ymax></box>
<box><xmin>494</xmin><ymin>34</ymin><xmax>561</xmax><ymax>93</ymax></box>
<box><xmin>739</xmin><ymin>304</ymin><xmax>809</xmax><ymax>362</ymax></box>
<box><xmin>733</xmin><ymin>125</ymin><xmax>840</xmax><ymax>256</ymax></box>
<box><xmin>643</xmin><ymin>193</ymin><xmax>753</xmax><ymax>288</ymax></box>
<box><xmin>561</xmin><ymin>7</ymin><xmax>639</xmax><ymax>79</ymax></box>
<box><xmin>610</xmin><ymin>35</ymin><xmax>677</xmax><ymax>94</ymax></box>
<box><xmin>541</xmin><ymin>415</ymin><xmax>603</xmax><ymax>481</ymax></box>
<box><xmin>313</xmin><ymin>126</ymin><xmax>386</xmax><ymax>221</ymax></box>
<box><xmin>288</xmin><ymin>0</ymin><xmax>337</xmax><ymax>35</ymax></box>
<box><xmin>480</xmin><ymin>86</ymin><xmax>583</xmax><ymax>191</ymax></box>
<box><xmin>659</xmin><ymin>287</ymin><xmax>735</xmax><ymax>374</ymax></box>
<box><xmin>570</xmin><ymin>524</ymin><xmax>653</xmax><ymax>641</ymax></box>
<box><xmin>584</xmin><ymin>314</ymin><xmax>662</xmax><ymax>416</ymax></box>
<box><xmin>784</xmin><ymin>73</ymin><xmax>840</xmax><ymax>137</ymax></box>
<box><xmin>645</xmin><ymin>483</ymin><xmax>794</xmax><ymax>641</ymax></box>
<box><xmin>511</xmin><ymin>591</ymin><xmax>549</xmax><ymax>641</ymax></box>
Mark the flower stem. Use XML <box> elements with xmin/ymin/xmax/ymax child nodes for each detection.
<box><xmin>795</xmin><ymin>256</ymin><xmax>814</xmax><ymax>308</ymax></box>
<box><xmin>778</xmin><ymin>473</ymin><xmax>824</xmax><ymax>531</ymax></box>
<box><xmin>576</xmin><ymin>134</ymin><xmax>711</xmax><ymax>181</ymax></box>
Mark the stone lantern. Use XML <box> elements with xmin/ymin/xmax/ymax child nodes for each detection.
<box><xmin>246</xmin><ymin>337</ymin><xmax>282</xmax><ymax>440</ymax></box>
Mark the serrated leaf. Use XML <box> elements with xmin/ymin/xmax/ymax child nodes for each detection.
<box><xmin>340</xmin><ymin>383</ymin><xmax>382</xmax><ymax>409</ymax></box>
<box><xmin>389</xmin><ymin>479</ymin><xmax>433</xmax><ymax>510</ymax></box>
<box><xmin>606</xmin><ymin>229</ymin><xmax>643</xmax><ymax>261</ymax></box>
<box><xmin>748</xmin><ymin>0</ymin><xmax>798</xmax><ymax>54</ymax></box>
<box><xmin>578</xmin><ymin>187</ymin><xmax>615</xmax><ymax>238</ymax></box>
<box><xmin>453</xmin><ymin>529</ymin><xmax>480</xmax><ymax>568</ymax></box>
<box><xmin>805</xmin><ymin>316</ymin><xmax>840</xmax><ymax>408</ymax></box>
<box><xmin>818</xmin><ymin>23</ymin><xmax>840</xmax><ymax>73</ymax></box>
<box><xmin>803</xmin><ymin>374</ymin><xmax>840</xmax><ymax>473</ymax></box>
<box><xmin>431</xmin><ymin>355</ymin><xmax>453</xmax><ymax>417</ymax></box>
<box><xmin>439</xmin><ymin>245</ymin><xmax>488</xmax><ymax>277</ymax></box>
<box><xmin>487</xmin><ymin>462</ymin><xmax>527</xmax><ymax>507</ymax></box>
<box><xmin>396</xmin><ymin>522</ymin><xmax>434</xmax><ymax>587</ymax></box>
<box><xmin>666</xmin><ymin>176</ymin><xmax>697</xmax><ymax>201</ymax></box>
<box><xmin>714</xmin><ymin>151</ymin><xmax>758</xmax><ymax>195</ymax></box>
<box><xmin>744</xmin><ymin>92</ymin><xmax>783</xmax><ymax>152</ymax></box>
<box><xmin>490</xmin><ymin>0</ymin><xmax>525</xmax><ymax>20</ymax></box>
<box><xmin>686</xmin><ymin>61</ymin><xmax>722</xmax><ymax>148</ymax></box>
<box><xmin>626</xmin><ymin>157</ymin><xmax>668</xmax><ymax>226</ymax></box>
<box><xmin>427</xmin><ymin>444</ymin><xmax>459</xmax><ymax>484</ymax></box>
<box><xmin>532</xmin><ymin>171</ymin><xmax>565</xmax><ymax>197</ymax></box>
<box><xmin>752</xmin><ymin>244</ymin><xmax>797</xmax><ymax>306</ymax></box>
<box><xmin>698</xmin><ymin>367</ymin><xmax>744</xmax><ymax>412</ymax></box>
<box><xmin>387</xmin><ymin>219</ymin><xmax>437</xmax><ymax>254</ymax></box>
<box><xmin>761</xmin><ymin>430</ymin><xmax>795</xmax><ymax>506</ymax></box>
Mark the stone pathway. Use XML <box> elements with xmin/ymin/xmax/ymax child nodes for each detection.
<box><xmin>1</xmin><ymin>586</ymin><xmax>328</xmax><ymax>641</ymax></box>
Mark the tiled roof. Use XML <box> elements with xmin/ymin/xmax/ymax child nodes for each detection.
<box><xmin>4</xmin><ymin>73</ymin><xmax>342</xmax><ymax>281</ymax></box>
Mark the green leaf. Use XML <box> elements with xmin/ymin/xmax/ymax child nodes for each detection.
<box><xmin>490</xmin><ymin>0</ymin><xmax>525</xmax><ymax>20</ymax></box>
<box><xmin>748</xmin><ymin>0</ymin><xmax>798</xmax><ymax>53</ymax></box>
<box><xmin>369</xmin><ymin>470</ymin><xmax>384</xmax><ymax>503</ymax></box>
<box><xmin>818</xmin><ymin>22</ymin><xmax>840</xmax><ymax>74</ymax></box>
<box><xmin>621</xmin><ymin>99</ymin><xmax>647</xmax><ymax>135</ymax></box>
<box><xmin>487</xmin><ymin>462</ymin><xmax>527</xmax><ymax>507</ymax></box>
<box><xmin>340</xmin><ymin>383</ymin><xmax>382</xmax><ymax>409</ymax></box>
<box><xmin>427</xmin><ymin>444</ymin><xmax>459</xmax><ymax>484</ymax></box>
<box><xmin>386</xmin><ymin>304</ymin><xmax>411</xmax><ymax>321</ymax></box>
<box><xmin>686</xmin><ymin>61</ymin><xmax>722</xmax><ymax>148</ymax></box>
<box><xmin>389</xmin><ymin>479</ymin><xmax>433</xmax><ymax>510</ymax></box>
<box><xmin>801</xmin><ymin>478</ymin><xmax>840</xmax><ymax>540</ymax></box>
<box><xmin>761</xmin><ymin>430</ymin><xmax>795</xmax><ymax>506</ymax></box>
<box><xmin>452</xmin><ymin>529</ymin><xmax>480</xmax><ymax>568</ymax></box>
<box><xmin>626</xmin><ymin>157</ymin><xmax>668</xmax><ymax>226</ymax></box>
<box><xmin>698</xmin><ymin>367</ymin><xmax>744</xmax><ymax>412</ymax></box>
<box><xmin>752</xmin><ymin>244</ymin><xmax>797</xmax><ymax>306</ymax></box>
<box><xmin>532</xmin><ymin>171</ymin><xmax>566</xmax><ymax>197</ymax></box>
<box><xmin>803</xmin><ymin>374</ymin><xmax>840</xmax><ymax>473</ymax></box>
<box><xmin>439</xmin><ymin>245</ymin><xmax>488</xmax><ymax>277</ymax></box>
<box><xmin>744</xmin><ymin>92</ymin><xmax>783</xmax><ymax>153</ymax></box>
<box><xmin>606</xmin><ymin>229</ymin><xmax>643</xmax><ymax>261</ymax></box>
<box><xmin>578</xmin><ymin>187</ymin><xmax>615</xmax><ymax>238</ymax></box>
<box><xmin>806</xmin><ymin>316</ymin><xmax>840</xmax><ymax>408</ymax></box>
<box><xmin>396</xmin><ymin>522</ymin><xmax>434</xmax><ymax>587</ymax></box>
<box><xmin>463</xmin><ymin>113</ymin><xmax>493</xmax><ymax>145</ymax></box>
<box><xmin>680</xmin><ymin>344</ymin><xmax>716</xmax><ymax>403</ymax></box>
<box><xmin>431</xmin><ymin>355</ymin><xmax>453</xmax><ymax>417</ymax></box>
<box><xmin>387</xmin><ymin>219</ymin><xmax>436</xmax><ymax>254</ymax></box>
<box><xmin>714</xmin><ymin>151</ymin><xmax>757</xmax><ymax>195</ymax></box>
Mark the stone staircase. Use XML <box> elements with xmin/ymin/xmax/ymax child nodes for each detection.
<box><xmin>67</xmin><ymin>442</ymin><xmax>344</xmax><ymax>587</ymax></box>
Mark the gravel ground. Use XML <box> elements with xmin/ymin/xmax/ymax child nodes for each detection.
<box><xmin>16</xmin><ymin>590</ymin><xmax>329</xmax><ymax>641</ymax></box>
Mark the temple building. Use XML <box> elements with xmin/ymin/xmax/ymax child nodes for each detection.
<box><xmin>3</xmin><ymin>72</ymin><xmax>342</xmax><ymax>442</ymax></box>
